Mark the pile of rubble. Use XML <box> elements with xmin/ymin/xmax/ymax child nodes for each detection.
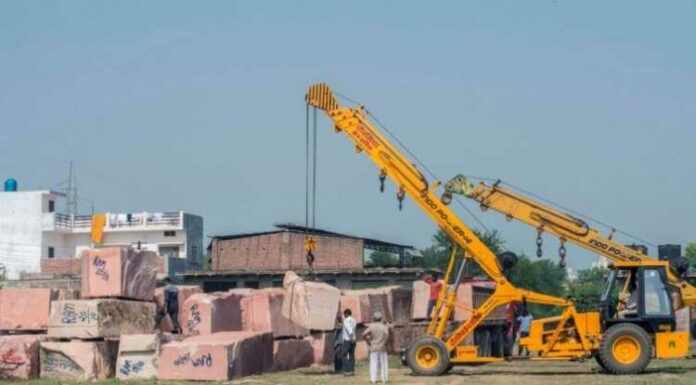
<box><xmin>0</xmin><ymin>246</ymin><xmax>486</xmax><ymax>382</ymax></box>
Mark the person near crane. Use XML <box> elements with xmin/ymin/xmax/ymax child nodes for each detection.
<box><xmin>362</xmin><ymin>312</ymin><xmax>391</xmax><ymax>384</ymax></box>
<box><xmin>341</xmin><ymin>308</ymin><xmax>357</xmax><ymax>376</ymax></box>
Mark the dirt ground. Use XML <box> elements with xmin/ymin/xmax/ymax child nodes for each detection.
<box><xmin>5</xmin><ymin>355</ymin><xmax>696</xmax><ymax>385</ymax></box>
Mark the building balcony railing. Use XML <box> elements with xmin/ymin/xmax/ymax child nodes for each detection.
<box><xmin>47</xmin><ymin>212</ymin><xmax>183</xmax><ymax>232</ymax></box>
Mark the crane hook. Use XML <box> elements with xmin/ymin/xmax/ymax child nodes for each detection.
<box><xmin>397</xmin><ymin>187</ymin><xmax>406</xmax><ymax>211</ymax></box>
<box><xmin>379</xmin><ymin>170</ymin><xmax>387</xmax><ymax>193</ymax></box>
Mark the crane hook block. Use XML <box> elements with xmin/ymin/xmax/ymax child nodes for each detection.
<box><xmin>397</xmin><ymin>188</ymin><xmax>406</xmax><ymax>211</ymax></box>
<box><xmin>304</xmin><ymin>237</ymin><xmax>317</xmax><ymax>253</ymax></box>
<box><xmin>379</xmin><ymin>170</ymin><xmax>387</xmax><ymax>193</ymax></box>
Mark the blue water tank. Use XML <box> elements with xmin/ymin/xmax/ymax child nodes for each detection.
<box><xmin>4</xmin><ymin>178</ymin><xmax>18</xmax><ymax>192</ymax></box>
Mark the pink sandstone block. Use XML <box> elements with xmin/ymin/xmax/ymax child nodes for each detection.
<box><xmin>154</xmin><ymin>285</ymin><xmax>202</xmax><ymax>332</ymax></box>
<box><xmin>0</xmin><ymin>335</ymin><xmax>43</xmax><ymax>380</ymax></box>
<box><xmin>116</xmin><ymin>333</ymin><xmax>175</xmax><ymax>380</ymax></box>
<box><xmin>307</xmin><ymin>331</ymin><xmax>336</xmax><ymax>365</ymax></box>
<box><xmin>272</xmin><ymin>339</ymin><xmax>314</xmax><ymax>372</ymax></box>
<box><xmin>242</xmin><ymin>288</ymin><xmax>308</xmax><ymax>338</ymax></box>
<box><xmin>81</xmin><ymin>247</ymin><xmax>157</xmax><ymax>301</ymax></box>
<box><xmin>157</xmin><ymin>331</ymin><xmax>273</xmax><ymax>381</ymax></box>
<box><xmin>40</xmin><ymin>340</ymin><xmax>118</xmax><ymax>381</ymax></box>
<box><xmin>374</xmin><ymin>286</ymin><xmax>412</xmax><ymax>325</ymax></box>
<box><xmin>282</xmin><ymin>271</ymin><xmax>341</xmax><ymax>331</ymax></box>
<box><xmin>181</xmin><ymin>290</ymin><xmax>252</xmax><ymax>335</ymax></box>
<box><xmin>340</xmin><ymin>290</ymin><xmax>371</xmax><ymax>324</ymax></box>
<box><xmin>0</xmin><ymin>288</ymin><xmax>55</xmax><ymax>331</ymax></box>
<box><xmin>48</xmin><ymin>299</ymin><xmax>155</xmax><ymax>339</ymax></box>
<box><xmin>411</xmin><ymin>280</ymin><xmax>430</xmax><ymax>320</ymax></box>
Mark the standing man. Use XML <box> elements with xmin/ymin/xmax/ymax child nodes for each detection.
<box><xmin>362</xmin><ymin>312</ymin><xmax>390</xmax><ymax>384</ymax></box>
<box><xmin>157</xmin><ymin>277</ymin><xmax>181</xmax><ymax>334</ymax></box>
<box><xmin>333</xmin><ymin>315</ymin><xmax>344</xmax><ymax>373</ymax></box>
<box><xmin>517</xmin><ymin>308</ymin><xmax>533</xmax><ymax>356</ymax></box>
<box><xmin>427</xmin><ymin>273</ymin><xmax>443</xmax><ymax>319</ymax></box>
<box><xmin>342</xmin><ymin>308</ymin><xmax>357</xmax><ymax>376</ymax></box>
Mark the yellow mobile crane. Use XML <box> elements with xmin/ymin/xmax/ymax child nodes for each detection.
<box><xmin>442</xmin><ymin>176</ymin><xmax>695</xmax><ymax>363</ymax></box>
<box><xmin>304</xmin><ymin>83</ymin><xmax>691</xmax><ymax>376</ymax></box>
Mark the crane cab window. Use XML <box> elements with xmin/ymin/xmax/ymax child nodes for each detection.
<box><xmin>643</xmin><ymin>268</ymin><xmax>671</xmax><ymax>317</ymax></box>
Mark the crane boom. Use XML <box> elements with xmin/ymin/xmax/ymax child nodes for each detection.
<box><xmin>443</xmin><ymin>175</ymin><xmax>696</xmax><ymax>307</ymax></box>
<box><xmin>305</xmin><ymin>83</ymin><xmax>572</xmax><ymax>352</ymax></box>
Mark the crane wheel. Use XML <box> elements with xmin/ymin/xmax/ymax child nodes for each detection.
<box><xmin>597</xmin><ymin>323</ymin><xmax>651</xmax><ymax>375</ymax></box>
<box><xmin>405</xmin><ymin>336</ymin><xmax>451</xmax><ymax>376</ymax></box>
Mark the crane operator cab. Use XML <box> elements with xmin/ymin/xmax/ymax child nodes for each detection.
<box><xmin>594</xmin><ymin>260</ymin><xmax>690</xmax><ymax>373</ymax></box>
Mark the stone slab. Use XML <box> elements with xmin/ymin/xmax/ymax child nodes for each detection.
<box><xmin>411</xmin><ymin>280</ymin><xmax>430</xmax><ymax>320</ymax></box>
<box><xmin>306</xmin><ymin>331</ymin><xmax>336</xmax><ymax>365</ymax></box>
<box><xmin>242</xmin><ymin>288</ymin><xmax>308</xmax><ymax>338</ymax></box>
<box><xmin>374</xmin><ymin>286</ymin><xmax>412</xmax><ymax>325</ymax></box>
<box><xmin>0</xmin><ymin>288</ymin><xmax>55</xmax><ymax>331</ymax></box>
<box><xmin>157</xmin><ymin>331</ymin><xmax>273</xmax><ymax>381</ymax></box>
<box><xmin>48</xmin><ymin>299</ymin><xmax>155</xmax><ymax>339</ymax></box>
<box><xmin>181</xmin><ymin>290</ymin><xmax>252</xmax><ymax>335</ymax></box>
<box><xmin>116</xmin><ymin>333</ymin><xmax>174</xmax><ymax>380</ymax></box>
<box><xmin>81</xmin><ymin>247</ymin><xmax>157</xmax><ymax>301</ymax></box>
<box><xmin>282</xmin><ymin>271</ymin><xmax>341</xmax><ymax>331</ymax></box>
<box><xmin>272</xmin><ymin>339</ymin><xmax>314</xmax><ymax>372</ymax></box>
<box><xmin>0</xmin><ymin>335</ymin><xmax>43</xmax><ymax>380</ymax></box>
<box><xmin>40</xmin><ymin>340</ymin><xmax>118</xmax><ymax>381</ymax></box>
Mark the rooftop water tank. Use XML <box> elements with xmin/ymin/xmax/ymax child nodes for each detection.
<box><xmin>4</xmin><ymin>178</ymin><xmax>17</xmax><ymax>192</ymax></box>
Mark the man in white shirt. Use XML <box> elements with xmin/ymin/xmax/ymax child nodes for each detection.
<box><xmin>341</xmin><ymin>308</ymin><xmax>357</xmax><ymax>375</ymax></box>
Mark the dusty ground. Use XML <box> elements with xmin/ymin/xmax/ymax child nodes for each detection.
<box><xmin>4</xmin><ymin>356</ymin><xmax>696</xmax><ymax>385</ymax></box>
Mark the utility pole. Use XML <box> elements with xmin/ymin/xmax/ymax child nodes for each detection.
<box><xmin>66</xmin><ymin>161</ymin><xmax>78</xmax><ymax>216</ymax></box>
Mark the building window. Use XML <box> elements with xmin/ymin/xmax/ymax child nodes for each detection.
<box><xmin>48</xmin><ymin>200</ymin><xmax>55</xmax><ymax>213</ymax></box>
<box><xmin>160</xmin><ymin>246</ymin><xmax>180</xmax><ymax>259</ymax></box>
<box><xmin>48</xmin><ymin>247</ymin><xmax>55</xmax><ymax>259</ymax></box>
<box><xmin>164</xmin><ymin>231</ymin><xmax>176</xmax><ymax>237</ymax></box>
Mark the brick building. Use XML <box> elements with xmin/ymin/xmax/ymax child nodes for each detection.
<box><xmin>189</xmin><ymin>224</ymin><xmax>423</xmax><ymax>292</ymax></box>
<box><xmin>208</xmin><ymin>223</ymin><xmax>418</xmax><ymax>271</ymax></box>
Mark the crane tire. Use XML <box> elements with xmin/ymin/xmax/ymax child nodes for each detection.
<box><xmin>598</xmin><ymin>323</ymin><xmax>651</xmax><ymax>375</ymax></box>
<box><xmin>406</xmin><ymin>336</ymin><xmax>451</xmax><ymax>376</ymax></box>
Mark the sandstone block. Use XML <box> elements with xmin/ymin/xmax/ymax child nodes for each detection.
<box><xmin>116</xmin><ymin>333</ymin><xmax>174</xmax><ymax>380</ymax></box>
<box><xmin>242</xmin><ymin>288</ymin><xmax>308</xmax><ymax>338</ymax></box>
<box><xmin>0</xmin><ymin>335</ymin><xmax>43</xmax><ymax>380</ymax></box>
<box><xmin>374</xmin><ymin>286</ymin><xmax>412</xmax><ymax>325</ymax></box>
<box><xmin>391</xmin><ymin>323</ymin><xmax>427</xmax><ymax>352</ymax></box>
<box><xmin>154</xmin><ymin>285</ymin><xmax>201</xmax><ymax>332</ymax></box>
<box><xmin>40</xmin><ymin>340</ymin><xmax>118</xmax><ymax>381</ymax></box>
<box><xmin>158</xmin><ymin>331</ymin><xmax>273</xmax><ymax>381</ymax></box>
<box><xmin>81</xmin><ymin>247</ymin><xmax>157</xmax><ymax>301</ymax></box>
<box><xmin>282</xmin><ymin>271</ymin><xmax>340</xmax><ymax>330</ymax></box>
<box><xmin>181</xmin><ymin>290</ymin><xmax>252</xmax><ymax>335</ymax></box>
<box><xmin>272</xmin><ymin>339</ymin><xmax>314</xmax><ymax>372</ymax></box>
<box><xmin>0</xmin><ymin>288</ymin><xmax>55</xmax><ymax>331</ymax></box>
<box><xmin>339</xmin><ymin>290</ymin><xmax>371</xmax><ymax>324</ymax></box>
<box><xmin>307</xmin><ymin>331</ymin><xmax>336</xmax><ymax>365</ymax></box>
<box><xmin>48</xmin><ymin>299</ymin><xmax>155</xmax><ymax>339</ymax></box>
<box><xmin>411</xmin><ymin>280</ymin><xmax>430</xmax><ymax>320</ymax></box>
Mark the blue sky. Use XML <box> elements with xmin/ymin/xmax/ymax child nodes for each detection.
<box><xmin>1</xmin><ymin>1</ymin><xmax>694</xmax><ymax>270</ymax></box>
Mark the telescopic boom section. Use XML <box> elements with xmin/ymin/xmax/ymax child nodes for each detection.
<box><xmin>306</xmin><ymin>83</ymin><xmax>504</xmax><ymax>281</ymax></box>
<box><xmin>446</xmin><ymin>175</ymin><xmax>696</xmax><ymax>307</ymax></box>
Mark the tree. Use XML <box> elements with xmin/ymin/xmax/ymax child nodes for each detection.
<box><xmin>686</xmin><ymin>242</ymin><xmax>696</xmax><ymax>271</ymax></box>
<box><xmin>417</xmin><ymin>229</ymin><xmax>567</xmax><ymax>317</ymax></box>
<box><xmin>366</xmin><ymin>250</ymin><xmax>400</xmax><ymax>267</ymax></box>
<box><xmin>566</xmin><ymin>267</ymin><xmax>608</xmax><ymax>312</ymax></box>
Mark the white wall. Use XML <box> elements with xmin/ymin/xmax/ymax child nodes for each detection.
<box><xmin>0</xmin><ymin>191</ymin><xmax>58</xmax><ymax>279</ymax></box>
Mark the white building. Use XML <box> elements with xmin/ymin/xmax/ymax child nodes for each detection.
<box><xmin>0</xmin><ymin>189</ymin><xmax>203</xmax><ymax>280</ymax></box>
